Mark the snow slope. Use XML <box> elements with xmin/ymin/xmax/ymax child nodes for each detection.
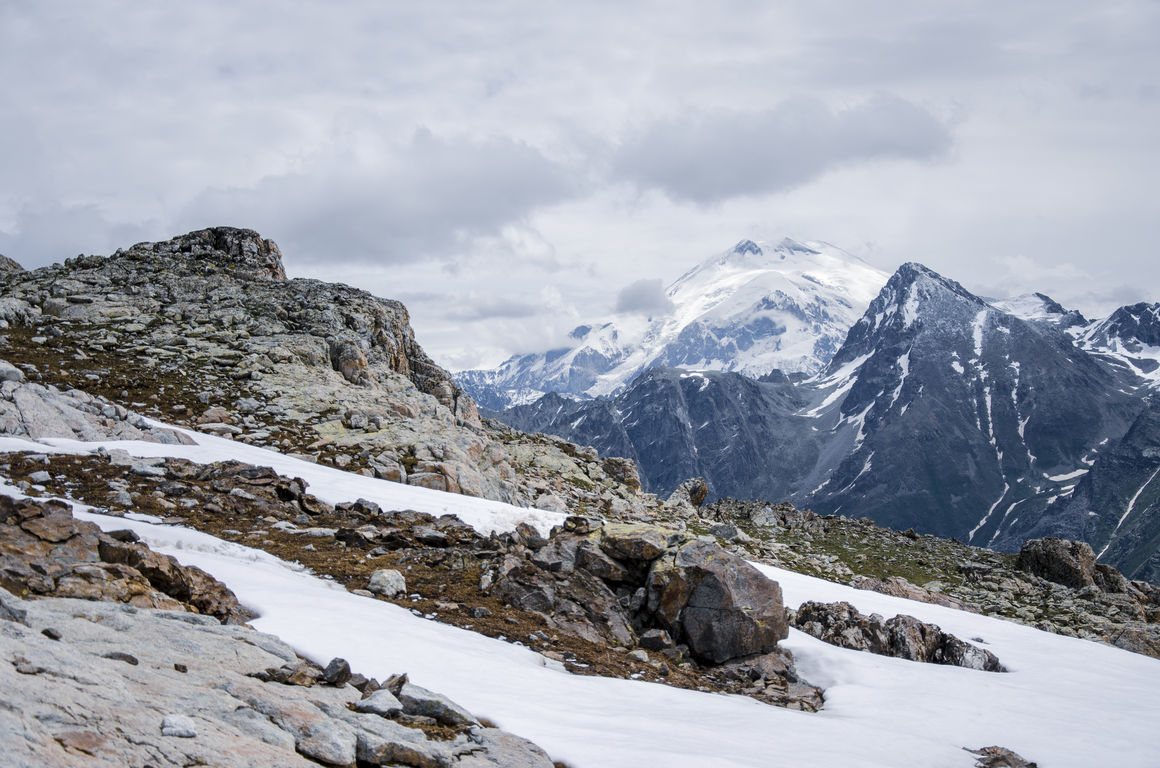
<box><xmin>4</xmin><ymin>426</ymin><xmax>1160</xmax><ymax>767</ymax></box>
<box><xmin>456</xmin><ymin>238</ymin><xmax>889</xmax><ymax>407</ymax></box>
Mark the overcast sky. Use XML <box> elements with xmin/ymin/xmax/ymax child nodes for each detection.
<box><xmin>3</xmin><ymin>1</ymin><xmax>1158</xmax><ymax>369</ymax></box>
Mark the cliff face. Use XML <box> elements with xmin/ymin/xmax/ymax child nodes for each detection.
<box><xmin>0</xmin><ymin>227</ymin><xmax>659</xmax><ymax>517</ymax></box>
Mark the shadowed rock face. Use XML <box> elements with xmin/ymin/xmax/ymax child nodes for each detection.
<box><xmin>647</xmin><ymin>539</ymin><xmax>787</xmax><ymax>664</ymax></box>
<box><xmin>791</xmin><ymin>601</ymin><xmax>1005</xmax><ymax>672</ymax></box>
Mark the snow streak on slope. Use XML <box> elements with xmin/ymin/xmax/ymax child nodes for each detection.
<box><xmin>1099</xmin><ymin>464</ymin><xmax>1160</xmax><ymax>558</ymax></box>
<box><xmin>457</xmin><ymin>238</ymin><xmax>888</xmax><ymax>406</ymax></box>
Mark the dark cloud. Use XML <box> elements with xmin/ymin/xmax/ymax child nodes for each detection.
<box><xmin>615</xmin><ymin>278</ymin><xmax>675</xmax><ymax>315</ymax></box>
<box><xmin>178</xmin><ymin>128</ymin><xmax>576</xmax><ymax>265</ymax></box>
<box><xmin>612</xmin><ymin>95</ymin><xmax>951</xmax><ymax>204</ymax></box>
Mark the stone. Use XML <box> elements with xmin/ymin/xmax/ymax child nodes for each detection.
<box><xmin>355</xmin><ymin>688</ymin><xmax>405</xmax><ymax>717</ymax></box>
<box><xmin>599</xmin><ymin>523</ymin><xmax>673</xmax><ymax>563</ymax></box>
<box><xmin>646</xmin><ymin>539</ymin><xmax>787</xmax><ymax>664</ymax></box>
<box><xmin>397</xmin><ymin>681</ymin><xmax>480</xmax><ymax>726</ymax></box>
<box><xmin>322</xmin><ymin>657</ymin><xmax>352</xmax><ymax>686</ymax></box>
<box><xmin>1016</xmin><ymin>538</ymin><xmax>1098</xmax><ymax>589</ymax></box>
<box><xmin>367</xmin><ymin>569</ymin><xmax>407</xmax><ymax>598</ymax></box>
<box><xmin>791</xmin><ymin>601</ymin><xmax>1005</xmax><ymax>672</ymax></box>
<box><xmin>455</xmin><ymin>727</ymin><xmax>556</xmax><ymax>768</ymax></box>
<box><xmin>638</xmin><ymin>628</ymin><xmax>673</xmax><ymax>651</ymax></box>
<box><xmin>161</xmin><ymin>714</ymin><xmax>198</xmax><ymax>738</ymax></box>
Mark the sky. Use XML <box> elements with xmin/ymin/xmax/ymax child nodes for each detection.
<box><xmin>2</xmin><ymin>1</ymin><xmax>1158</xmax><ymax>370</ymax></box>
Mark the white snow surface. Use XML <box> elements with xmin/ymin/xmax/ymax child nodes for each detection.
<box><xmin>463</xmin><ymin>237</ymin><xmax>888</xmax><ymax>400</ymax></box>
<box><xmin>5</xmin><ymin>426</ymin><xmax>1160</xmax><ymax>767</ymax></box>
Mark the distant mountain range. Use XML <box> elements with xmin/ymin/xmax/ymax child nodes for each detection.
<box><xmin>455</xmin><ymin>238</ymin><xmax>888</xmax><ymax>410</ymax></box>
<box><xmin>482</xmin><ymin>250</ymin><xmax>1160</xmax><ymax>583</ymax></box>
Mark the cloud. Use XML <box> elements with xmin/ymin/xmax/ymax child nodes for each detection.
<box><xmin>611</xmin><ymin>95</ymin><xmax>951</xmax><ymax>204</ymax></box>
<box><xmin>444</xmin><ymin>296</ymin><xmax>544</xmax><ymax>323</ymax></box>
<box><xmin>178</xmin><ymin>128</ymin><xmax>577</xmax><ymax>266</ymax></box>
<box><xmin>615</xmin><ymin>278</ymin><xmax>675</xmax><ymax>315</ymax></box>
<box><xmin>0</xmin><ymin>201</ymin><xmax>156</xmax><ymax>268</ymax></box>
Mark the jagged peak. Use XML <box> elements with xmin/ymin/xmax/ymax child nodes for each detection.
<box><xmin>1093</xmin><ymin>302</ymin><xmax>1160</xmax><ymax>346</ymax></box>
<box><xmin>118</xmin><ymin>227</ymin><xmax>287</xmax><ymax>282</ymax></box>
<box><xmin>731</xmin><ymin>239</ymin><xmax>763</xmax><ymax>256</ymax></box>
<box><xmin>0</xmin><ymin>254</ymin><xmax>24</xmax><ymax>273</ymax></box>
<box><xmin>823</xmin><ymin>262</ymin><xmax>986</xmax><ymax>372</ymax></box>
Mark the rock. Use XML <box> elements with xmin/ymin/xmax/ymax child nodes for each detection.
<box><xmin>0</xmin><ymin>359</ymin><xmax>25</xmax><ymax>383</ymax></box>
<box><xmin>456</xmin><ymin>727</ymin><xmax>556</xmax><ymax>768</ymax></box>
<box><xmin>161</xmin><ymin>714</ymin><xmax>198</xmax><ymax>738</ymax></box>
<box><xmin>355</xmin><ymin>688</ymin><xmax>405</xmax><ymax>717</ymax></box>
<box><xmin>0</xmin><ymin>254</ymin><xmax>24</xmax><ymax>273</ymax></box>
<box><xmin>627</xmin><ymin>649</ymin><xmax>649</xmax><ymax>662</ymax></box>
<box><xmin>791</xmin><ymin>601</ymin><xmax>1005</xmax><ymax>672</ymax></box>
<box><xmin>397</xmin><ymin>681</ymin><xmax>480</xmax><ymax>726</ymax></box>
<box><xmin>646</xmin><ymin>539</ymin><xmax>787</xmax><ymax>664</ymax></box>
<box><xmin>322</xmin><ymin>657</ymin><xmax>352</xmax><ymax>686</ymax></box>
<box><xmin>1016</xmin><ymin>538</ymin><xmax>1098</xmax><ymax>589</ymax></box>
<box><xmin>966</xmin><ymin>745</ymin><xmax>1039</xmax><ymax>767</ymax></box>
<box><xmin>599</xmin><ymin>523</ymin><xmax>673</xmax><ymax>563</ymax></box>
<box><xmin>367</xmin><ymin>569</ymin><xmax>407</xmax><ymax>598</ymax></box>
<box><xmin>638</xmin><ymin>628</ymin><xmax>673</xmax><ymax>651</ymax></box>
<box><xmin>666</xmin><ymin>476</ymin><xmax>708</xmax><ymax>508</ymax></box>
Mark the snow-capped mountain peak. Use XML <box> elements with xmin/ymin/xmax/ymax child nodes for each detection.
<box><xmin>455</xmin><ymin>237</ymin><xmax>890</xmax><ymax>409</ymax></box>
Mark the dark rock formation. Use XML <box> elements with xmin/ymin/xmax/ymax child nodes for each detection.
<box><xmin>790</xmin><ymin>601</ymin><xmax>1005</xmax><ymax>672</ymax></box>
<box><xmin>487</xmin><ymin>518</ymin><xmax>789</xmax><ymax>665</ymax></box>
<box><xmin>0</xmin><ymin>494</ymin><xmax>252</xmax><ymax>624</ymax></box>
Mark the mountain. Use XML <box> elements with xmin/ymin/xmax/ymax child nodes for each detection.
<box><xmin>456</xmin><ymin>238</ymin><xmax>888</xmax><ymax>410</ymax></box>
<box><xmin>498</xmin><ymin>261</ymin><xmax>1160</xmax><ymax>579</ymax></box>
<box><xmin>1075</xmin><ymin>302</ymin><xmax>1160</xmax><ymax>388</ymax></box>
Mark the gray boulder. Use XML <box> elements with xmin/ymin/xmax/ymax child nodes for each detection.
<box><xmin>367</xmin><ymin>569</ymin><xmax>407</xmax><ymax>598</ymax></box>
<box><xmin>397</xmin><ymin>682</ymin><xmax>479</xmax><ymax>727</ymax></box>
<box><xmin>647</xmin><ymin>539</ymin><xmax>788</xmax><ymax>664</ymax></box>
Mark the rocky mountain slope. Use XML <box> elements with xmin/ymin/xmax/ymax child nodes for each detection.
<box><xmin>0</xmin><ymin>227</ymin><xmax>667</xmax><ymax>522</ymax></box>
<box><xmin>456</xmin><ymin>238</ymin><xmax>887</xmax><ymax>409</ymax></box>
<box><xmin>497</xmin><ymin>263</ymin><xmax>1160</xmax><ymax>582</ymax></box>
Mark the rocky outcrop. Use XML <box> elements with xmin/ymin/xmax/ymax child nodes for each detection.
<box><xmin>0</xmin><ymin>254</ymin><xmax>23</xmax><ymax>273</ymax></box>
<box><xmin>121</xmin><ymin>226</ymin><xmax>287</xmax><ymax>281</ymax></box>
<box><xmin>966</xmin><ymin>745</ymin><xmax>1039</xmax><ymax>768</ymax></box>
<box><xmin>790</xmin><ymin>601</ymin><xmax>1005</xmax><ymax>672</ymax></box>
<box><xmin>486</xmin><ymin>518</ymin><xmax>792</xmax><ymax>668</ymax></box>
<box><xmin>1015</xmin><ymin>537</ymin><xmax>1133</xmax><ymax>592</ymax></box>
<box><xmin>0</xmin><ymin>494</ymin><xmax>251</xmax><ymax>624</ymax></box>
<box><xmin>0</xmin><ymin>587</ymin><xmax>554</xmax><ymax>768</ymax></box>
<box><xmin>0</xmin><ymin>361</ymin><xmax>194</xmax><ymax>444</ymax></box>
<box><xmin>0</xmin><ymin>228</ymin><xmax>668</xmax><ymax>518</ymax></box>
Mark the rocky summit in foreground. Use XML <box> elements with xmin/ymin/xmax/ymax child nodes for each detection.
<box><xmin>0</xmin><ymin>227</ymin><xmax>665</xmax><ymax>519</ymax></box>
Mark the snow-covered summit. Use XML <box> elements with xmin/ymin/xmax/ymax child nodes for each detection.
<box><xmin>456</xmin><ymin>238</ymin><xmax>889</xmax><ymax>409</ymax></box>
<box><xmin>1075</xmin><ymin>302</ymin><xmax>1160</xmax><ymax>388</ymax></box>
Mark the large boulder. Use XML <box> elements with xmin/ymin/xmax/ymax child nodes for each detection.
<box><xmin>647</xmin><ymin>539</ymin><xmax>787</xmax><ymax>664</ymax></box>
<box><xmin>1016</xmin><ymin>537</ymin><xmax>1098</xmax><ymax>589</ymax></box>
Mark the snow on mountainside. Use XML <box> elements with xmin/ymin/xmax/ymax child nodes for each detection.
<box><xmin>498</xmin><ymin>261</ymin><xmax>1160</xmax><ymax>581</ymax></box>
<box><xmin>1074</xmin><ymin>302</ymin><xmax>1160</xmax><ymax>388</ymax></box>
<box><xmin>456</xmin><ymin>238</ymin><xmax>888</xmax><ymax>409</ymax></box>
